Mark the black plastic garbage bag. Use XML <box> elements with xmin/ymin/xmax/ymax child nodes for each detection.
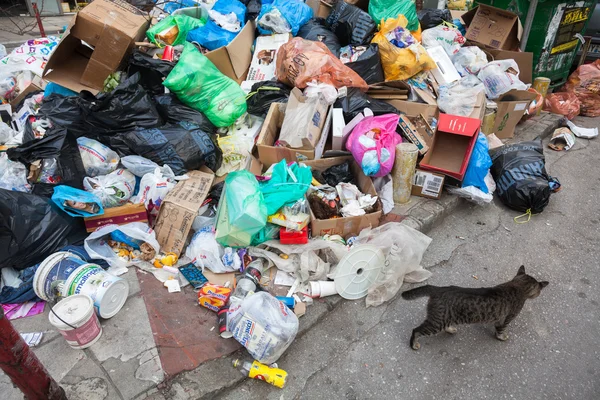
<box><xmin>322</xmin><ymin>160</ymin><xmax>356</xmax><ymax>187</ymax></box>
<box><xmin>39</xmin><ymin>94</ymin><xmax>86</xmax><ymax>137</ymax></box>
<box><xmin>297</xmin><ymin>18</ymin><xmax>342</xmax><ymax>56</ymax></box>
<box><xmin>119</xmin><ymin>122</ymin><xmax>222</xmax><ymax>175</ymax></box>
<box><xmin>128</xmin><ymin>50</ymin><xmax>176</xmax><ymax>95</ymax></box>
<box><xmin>490</xmin><ymin>139</ymin><xmax>559</xmax><ymax>214</ymax></box>
<box><xmin>326</xmin><ymin>1</ymin><xmax>376</xmax><ymax>46</ymax></box>
<box><xmin>154</xmin><ymin>94</ymin><xmax>217</xmax><ymax>133</ymax></box>
<box><xmin>417</xmin><ymin>8</ymin><xmax>453</xmax><ymax>30</ymax></box>
<box><xmin>246</xmin><ymin>80</ymin><xmax>292</xmax><ymax>117</ymax></box>
<box><xmin>241</xmin><ymin>0</ymin><xmax>261</xmax><ymax>20</ymax></box>
<box><xmin>345</xmin><ymin>44</ymin><xmax>384</xmax><ymax>84</ymax></box>
<box><xmin>0</xmin><ymin>189</ymin><xmax>87</xmax><ymax>270</ymax></box>
<box><xmin>334</xmin><ymin>88</ymin><xmax>399</xmax><ymax>122</ymax></box>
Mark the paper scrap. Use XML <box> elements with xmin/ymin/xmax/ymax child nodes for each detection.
<box><xmin>164</xmin><ymin>279</ymin><xmax>181</xmax><ymax>293</ymax></box>
<box><xmin>274</xmin><ymin>271</ymin><xmax>296</xmax><ymax>287</ymax></box>
<box><xmin>20</xmin><ymin>332</ymin><xmax>43</xmax><ymax>347</ymax></box>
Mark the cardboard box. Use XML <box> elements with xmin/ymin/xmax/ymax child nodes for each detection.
<box><xmin>385</xmin><ymin>99</ymin><xmax>439</xmax><ymax>150</ymax></box>
<box><xmin>303</xmin><ymin>157</ymin><xmax>382</xmax><ymax>237</ymax></box>
<box><xmin>43</xmin><ymin>0</ymin><xmax>150</xmax><ymax>93</ymax></box>
<box><xmin>487</xmin><ymin>49</ymin><xmax>533</xmax><ymax>84</ymax></box>
<box><xmin>245</xmin><ymin>33</ymin><xmax>289</xmax><ymax>83</ymax></box>
<box><xmin>462</xmin><ymin>5</ymin><xmax>521</xmax><ymax>51</ymax></box>
<box><xmin>427</xmin><ymin>46</ymin><xmax>461</xmax><ymax>85</ymax></box>
<box><xmin>397</xmin><ymin>114</ymin><xmax>429</xmax><ymax>155</ymax></box>
<box><xmin>279</xmin><ymin>88</ymin><xmax>329</xmax><ymax>149</ymax></box>
<box><xmin>9</xmin><ymin>75</ymin><xmax>46</xmax><ymax>109</ymax></box>
<box><xmin>470</xmin><ymin>91</ymin><xmax>487</xmax><ymax>122</ymax></box>
<box><xmin>154</xmin><ymin>170</ymin><xmax>214</xmax><ymax>256</ymax></box>
<box><xmin>492</xmin><ymin>89</ymin><xmax>538</xmax><ymax>139</ymax></box>
<box><xmin>256</xmin><ymin>102</ymin><xmax>332</xmax><ymax>167</ymax></box>
<box><xmin>419</xmin><ymin>113</ymin><xmax>481</xmax><ymax>181</ymax></box>
<box><xmin>84</xmin><ymin>203</ymin><xmax>148</xmax><ymax>233</ymax></box>
<box><xmin>205</xmin><ymin>20</ymin><xmax>256</xmax><ymax>84</ymax></box>
<box><xmin>412</xmin><ymin>169</ymin><xmax>445</xmax><ymax>199</ymax></box>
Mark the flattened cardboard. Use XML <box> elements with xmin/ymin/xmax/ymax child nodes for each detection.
<box><xmin>206</xmin><ymin>20</ymin><xmax>256</xmax><ymax>83</ymax></box>
<box><xmin>412</xmin><ymin>169</ymin><xmax>445</xmax><ymax>199</ymax></box>
<box><xmin>303</xmin><ymin>157</ymin><xmax>382</xmax><ymax>237</ymax></box>
<box><xmin>419</xmin><ymin>113</ymin><xmax>481</xmax><ymax>181</ymax></box>
<box><xmin>462</xmin><ymin>5</ymin><xmax>520</xmax><ymax>51</ymax></box>
<box><xmin>84</xmin><ymin>202</ymin><xmax>148</xmax><ymax>233</ymax></box>
<box><xmin>154</xmin><ymin>170</ymin><xmax>214</xmax><ymax>256</ymax></box>
<box><xmin>279</xmin><ymin>88</ymin><xmax>328</xmax><ymax>149</ymax></box>
<box><xmin>492</xmin><ymin>89</ymin><xmax>538</xmax><ymax>139</ymax></box>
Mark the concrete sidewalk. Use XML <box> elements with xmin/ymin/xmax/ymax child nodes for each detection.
<box><xmin>0</xmin><ymin>112</ymin><xmax>563</xmax><ymax>400</ymax></box>
<box><xmin>0</xmin><ymin>15</ymin><xmax>71</xmax><ymax>50</ymax></box>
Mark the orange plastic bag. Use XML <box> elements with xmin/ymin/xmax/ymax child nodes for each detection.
<box><xmin>371</xmin><ymin>16</ymin><xmax>436</xmax><ymax>81</ymax></box>
<box><xmin>275</xmin><ymin>37</ymin><xmax>368</xmax><ymax>91</ymax></box>
<box><xmin>564</xmin><ymin>60</ymin><xmax>600</xmax><ymax>117</ymax></box>
<box><xmin>543</xmin><ymin>92</ymin><xmax>581</xmax><ymax>120</ymax></box>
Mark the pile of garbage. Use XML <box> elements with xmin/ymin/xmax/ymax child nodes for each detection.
<box><xmin>0</xmin><ymin>0</ymin><xmax>597</xmax><ymax>387</ymax></box>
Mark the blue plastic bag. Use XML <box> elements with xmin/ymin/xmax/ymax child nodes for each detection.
<box><xmin>51</xmin><ymin>185</ymin><xmax>104</xmax><ymax>217</ymax></box>
<box><xmin>257</xmin><ymin>0</ymin><xmax>313</xmax><ymax>36</ymax></box>
<box><xmin>44</xmin><ymin>82</ymin><xmax>77</xmax><ymax>97</ymax></box>
<box><xmin>163</xmin><ymin>0</ymin><xmax>198</xmax><ymax>14</ymax></box>
<box><xmin>187</xmin><ymin>0</ymin><xmax>246</xmax><ymax>50</ymax></box>
<box><xmin>462</xmin><ymin>132</ymin><xmax>492</xmax><ymax>193</ymax></box>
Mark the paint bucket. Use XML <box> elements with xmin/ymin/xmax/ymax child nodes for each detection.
<box><xmin>309</xmin><ymin>281</ymin><xmax>338</xmax><ymax>298</ymax></box>
<box><xmin>62</xmin><ymin>264</ymin><xmax>129</xmax><ymax>319</ymax></box>
<box><xmin>49</xmin><ymin>294</ymin><xmax>102</xmax><ymax>349</ymax></box>
<box><xmin>33</xmin><ymin>252</ymin><xmax>87</xmax><ymax>302</ymax></box>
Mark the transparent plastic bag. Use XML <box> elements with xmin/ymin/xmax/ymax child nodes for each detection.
<box><xmin>83</xmin><ymin>168</ymin><xmax>137</xmax><ymax>208</ymax></box>
<box><xmin>132</xmin><ymin>166</ymin><xmax>179</xmax><ymax>220</ymax></box>
<box><xmin>437</xmin><ymin>74</ymin><xmax>485</xmax><ymax>116</ymax></box>
<box><xmin>0</xmin><ymin>153</ymin><xmax>31</xmax><ymax>192</ymax></box>
<box><xmin>0</xmin><ymin>121</ymin><xmax>20</xmax><ymax>145</ymax></box>
<box><xmin>477</xmin><ymin>60</ymin><xmax>527</xmax><ymax>99</ymax></box>
<box><xmin>260</xmin><ymin>159</ymin><xmax>312</xmax><ymax>215</ymax></box>
<box><xmin>77</xmin><ymin>137</ymin><xmax>120</xmax><ymax>178</ymax></box>
<box><xmin>447</xmin><ymin>172</ymin><xmax>495</xmax><ymax>205</ymax></box>
<box><xmin>421</xmin><ymin>25</ymin><xmax>465</xmax><ymax>56</ymax></box>
<box><xmin>228</xmin><ymin>291</ymin><xmax>299</xmax><ymax>364</ymax></box>
<box><xmin>452</xmin><ymin>46</ymin><xmax>488</xmax><ymax>76</ymax></box>
<box><xmin>121</xmin><ymin>155</ymin><xmax>164</xmax><ymax>178</ymax></box>
<box><xmin>215</xmin><ymin>133</ymin><xmax>255</xmax><ymax>177</ymax></box>
<box><xmin>185</xmin><ymin>226</ymin><xmax>236</xmax><ymax>273</ymax></box>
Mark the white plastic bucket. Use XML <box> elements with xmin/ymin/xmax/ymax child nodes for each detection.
<box><xmin>309</xmin><ymin>281</ymin><xmax>338</xmax><ymax>298</ymax></box>
<box><xmin>49</xmin><ymin>294</ymin><xmax>102</xmax><ymax>349</ymax></box>
<box><xmin>62</xmin><ymin>264</ymin><xmax>129</xmax><ymax>319</ymax></box>
<box><xmin>33</xmin><ymin>252</ymin><xmax>87</xmax><ymax>301</ymax></box>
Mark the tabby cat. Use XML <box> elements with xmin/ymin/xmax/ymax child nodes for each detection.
<box><xmin>402</xmin><ymin>266</ymin><xmax>548</xmax><ymax>350</ymax></box>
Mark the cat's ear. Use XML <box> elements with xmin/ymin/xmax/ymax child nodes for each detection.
<box><xmin>539</xmin><ymin>281</ymin><xmax>549</xmax><ymax>288</ymax></box>
<box><xmin>517</xmin><ymin>265</ymin><xmax>526</xmax><ymax>275</ymax></box>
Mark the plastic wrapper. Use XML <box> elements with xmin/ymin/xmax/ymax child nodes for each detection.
<box><xmin>127</xmin><ymin>50</ymin><xmax>175</xmax><ymax>96</ymax></box>
<box><xmin>345</xmin><ymin>114</ymin><xmax>401</xmax><ymax>177</ymax></box>
<box><xmin>304</xmin><ymin>82</ymin><xmax>338</xmax><ymax>105</ymax></box>
<box><xmin>83</xmin><ymin>168</ymin><xmax>137</xmax><ymax>208</ymax></box>
<box><xmin>523</xmin><ymin>88</ymin><xmax>544</xmax><ymax>120</ymax></box>
<box><xmin>417</xmin><ymin>8</ymin><xmax>452</xmax><ymax>30</ymax></box>
<box><xmin>327</xmin><ymin>1</ymin><xmax>377</xmax><ymax>46</ymax></box>
<box><xmin>369</xmin><ymin>0</ymin><xmax>418</xmax><ymax>32</ymax></box>
<box><xmin>77</xmin><ymin>137</ymin><xmax>120</xmax><ymax>177</ymax></box>
<box><xmin>297</xmin><ymin>18</ymin><xmax>341</xmax><ymax>57</ymax></box>
<box><xmin>372</xmin><ymin>16</ymin><xmax>436</xmax><ymax>82</ymax></box>
<box><xmin>276</xmin><ymin>37</ymin><xmax>368</xmax><ymax>91</ymax></box>
<box><xmin>0</xmin><ymin>153</ymin><xmax>31</xmax><ymax>192</ymax></box>
<box><xmin>121</xmin><ymin>155</ymin><xmax>167</xmax><ymax>178</ymax></box>
<box><xmin>448</xmin><ymin>0</ymin><xmax>473</xmax><ymax>11</ymax></box>
<box><xmin>490</xmin><ymin>139</ymin><xmax>558</xmax><ymax>214</ymax></box>
<box><xmin>260</xmin><ymin>160</ymin><xmax>312</xmax><ymax>215</ymax></box>
<box><xmin>163</xmin><ymin>42</ymin><xmax>247</xmax><ymax>127</ymax></box>
<box><xmin>51</xmin><ymin>185</ymin><xmax>104</xmax><ymax>217</ymax></box>
<box><xmin>372</xmin><ymin>175</ymin><xmax>393</xmax><ymax>214</ymax></box>
<box><xmin>216</xmin><ymin>132</ymin><xmax>255</xmax><ymax>177</ymax></box>
<box><xmin>356</xmin><ymin>223</ymin><xmax>432</xmax><ymax>307</ymax></box>
<box><xmin>543</xmin><ymin>92</ymin><xmax>581</xmax><ymax>120</ymax></box>
<box><xmin>185</xmin><ymin>226</ymin><xmax>237</xmax><ymax>273</ymax></box>
<box><xmin>563</xmin><ymin>59</ymin><xmax>600</xmax><ymax>117</ymax></box>
<box><xmin>257</xmin><ymin>0</ymin><xmax>313</xmax><ymax>36</ymax></box>
<box><xmin>321</xmin><ymin>160</ymin><xmax>355</xmax><ymax>187</ymax></box>
<box><xmin>186</xmin><ymin>0</ymin><xmax>246</xmax><ymax>51</ymax></box>
<box><xmin>421</xmin><ymin>25</ymin><xmax>465</xmax><ymax>56</ymax></box>
<box><xmin>437</xmin><ymin>74</ymin><xmax>485</xmax><ymax>116</ymax></box>
<box><xmin>452</xmin><ymin>46</ymin><xmax>488</xmax><ymax>76</ymax></box>
<box><xmin>334</xmin><ymin>88</ymin><xmax>399</xmax><ymax>122</ymax></box>
<box><xmin>342</xmin><ymin>44</ymin><xmax>384</xmax><ymax>85</ymax></box>
<box><xmin>132</xmin><ymin>166</ymin><xmax>179</xmax><ymax>220</ymax></box>
<box><xmin>153</xmin><ymin>94</ymin><xmax>217</xmax><ymax>133</ymax></box>
<box><xmin>477</xmin><ymin>60</ymin><xmax>527</xmax><ymax>99</ymax></box>
<box><xmin>228</xmin><ymin>291</ymin><xmax>299</xmax><ymax>364</ymax></box>
<box><xmin>0</xmin><ymin>121</ymin><xmax>20</xmax><ymax>146</ymax></box>
<box><xmin>0</xmin><ymin>190</ymin><xmax>87</xmax><ymax>270</ymax></box>
<box><xmin>146</xmin><ymin>14</ymin><xmax>206</xmax><ymax>46</ymax></box>
<box><xmin>336</xmin><ymin>182</ymin><xmax>378</xmax><ymax>217</ymax></box>
<box><xmin>225</xmin><ymin>170</ymin><xmax>268</xmax><ymax>236</ymax></box>
<box><xmin>447</xmin><ymin>173</ymin><xmax>496</xmax><ymax>205</ymax></box>
<box><xmin>246</xmin><ymin>80</ymin><xmax>292</xmax><ymax>117</ymax></box>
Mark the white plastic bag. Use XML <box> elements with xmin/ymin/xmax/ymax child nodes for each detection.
<box><xmin>304</xmin><ymin>81</ymin><xmax>339</xmax><ymax>105</ymax></box>
<box><xmin>132</xmin><ymin>166</ymin><xmax>179</xmax><ymax>218</ymax></box>
<box><xmin>447</xmin><ymin>171</ymin><xmax>496</xmax><ymax>205</ymax></box>
<box><xmin>0</xmin><ymin>153</ymin><xmax>30</xmax><ymax>192</ymax></box>
<box><xmin>228</xmin><ymin>292</ymin><xmax>299</xmax><ymax>364</ymax></box>
<box><xmin>216</xmin><ymin>133</ymin><xmax>254</xmax><ymax>177</ymax></box>
<box><xmin>184</xmin><ymin>226</ymin><xmax>235</xmax><ymax>273</ymax></box>
<box><xmin>83</xmin><ymin>168</ymin><xmax>137</xmax><ymax>208</ymax></box>
<box><xmin>121</xmin><ymin>155</ymin><xmax>161</xmax><ymax>178</ymax></box>
<box><xmin>477</xmin><ymin>60</ymin><xmax>528</xmax><ymax>99</ymax></box>
<box><xmin>372</xmin><ymin>175</ymin><xmax>394</xmax><ymax>214</ymax></box>
<box><xmin>452</xmin><ymin>46</ymin><xmax>488</xmax><ymax>76</ymax></box>
<box><xmin>77</xmin><ymin>137</ymin><xmax>120</xmax><ymax>177</ymax></box>
<box><xmin>0</xmin><ymin>121</ymin><xmax>20</xmax><ymax>145</ymax></box>
<box><xmin>422</xmin><ymin>25</ymin><xmax>465</xmax><ymax>56</ymax></box>
<box><xmin>84</xmin><ymin>222</ymin><xmax>161</xmax><ymax>271</ymax></box>
<box><xmin>437</xmin><ymin>74</ymin><xmax>485</xmax><ymax>116</ymax></box>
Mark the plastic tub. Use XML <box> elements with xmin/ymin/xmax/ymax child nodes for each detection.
<box><xmin>49</xmin><ymin>294</ymin><xmax>102</xmax><ymax>349</ymax></box>
<box><xmin>33</xmin><ymin>252</ymin><xmax>87</xmax><ymax>302</ymax></box>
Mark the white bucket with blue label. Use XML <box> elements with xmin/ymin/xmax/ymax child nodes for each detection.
<box><xmin>34</xmin><ymin>252</ymin><xmax>87</xmax><ymax>302</ymax></box>
<box><xmin>62</xmin><ymin>264</ymin><xmax>129</xmax><ymax>319</ymax></box>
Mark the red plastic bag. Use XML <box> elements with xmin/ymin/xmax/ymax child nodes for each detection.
<box><xmin>543</xmin><ymin>92</ymin><xmax>581</xmax><ymax>120</ymax></box>
<box><xmin>564</xmin><ymin>60</ymin><xmax>600</xmax><ymax>117</ymax></box>
<box><xmin>276</xmin><ymin>37</ymin><xmax>368</xmax><ymax>91</ymax></box>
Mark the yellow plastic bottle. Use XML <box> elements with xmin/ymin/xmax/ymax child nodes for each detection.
<box><xmin>233</xmin><ymin>359</ymin><xmax>287</xmax><ymax>388</ymax></box>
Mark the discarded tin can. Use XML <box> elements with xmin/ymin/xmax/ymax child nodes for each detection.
<box><xmin>162</xmin><ymin>45</ymin><xmax>174</xmax><ymax>61</ymax></box>
<box><xmin>217</xmin><ymin>306</ymin><xmax>232</xmax><ymax>338</ymax></box>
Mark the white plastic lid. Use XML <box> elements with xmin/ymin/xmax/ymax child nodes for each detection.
<box><xmin>334</xmin><ymin>245</ymin><xmax>385</xmax><ymax>300</ymax></box>
<box><xmin>49</xmin><ymin>294</ymin><xmax>94</xmax><ymax>329</ymax></box>
<box><xmin>98</xmin><ymin>279</ymin><xmax>129</xmax><ymax>319</ymax></box>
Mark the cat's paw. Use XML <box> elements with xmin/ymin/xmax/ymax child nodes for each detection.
<box><xmin>445</xmin><ymin>326</ymin><xmax>457</xmax><ymax>334</ymax></box>
<box><xmin>411</xmin><ymin>341</ymin><xmax>421</xmax><ymax>350</ymax></box>
<box><xmin>495</xmin><ymin>332</ymin><xmax>509</xmax><ymax>341</ymax></box>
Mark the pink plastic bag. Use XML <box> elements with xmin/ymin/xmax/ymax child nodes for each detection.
<box><xmin>345</xmin><ymin>114</ymin><xmax>401</xmax><ymax>177</ymax></box>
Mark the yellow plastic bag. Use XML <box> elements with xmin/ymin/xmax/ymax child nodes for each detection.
<box><xmin>371</xmin><ymin>16</ymin><xmax>436</xmax><ymax>81</ymax></box>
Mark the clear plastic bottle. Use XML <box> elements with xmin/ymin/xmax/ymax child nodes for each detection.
<box><xmin>233</xmin><ymin>358</ymin><xmax>287</xmax><ymax>388</ymax></box>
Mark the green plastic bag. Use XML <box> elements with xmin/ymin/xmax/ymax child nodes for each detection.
<box><xmin>260</xmin><ymin>160</ymin><xmax>312</xmax><ymax>216</ymax></box>
<box><xmin>226</xmin><ymin>170</ymin><xmax>267</xmax><ymax>236</ymax></box>
<box><xmin>163</xmin><ymin>43</ymin><xmax>247</xmax><ymax>127</ymax></box>
<box><xmin>146</xmin><ymin>15</ymin><xmax>206</xmax><ymax>46</ymax></box>
<box><xmin>369</xmin><ymin>0</ymin><xmax>419</xmax><ymax>31</ymax></box>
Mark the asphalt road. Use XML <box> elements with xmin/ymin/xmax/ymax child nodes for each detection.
<box><xmin>215</xmin><ymin>116</ymin><xmax>600</xmax><ymax>400</ymax></box>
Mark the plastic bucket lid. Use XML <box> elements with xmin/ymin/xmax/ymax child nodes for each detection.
<box><xmin>334</xmin><ymin>245</ymin><xmax>385</xmax><ymax>300</ymax></box>
<box><xmin>33</xmin><ymin>252</ymin><xmax>85</xmax><ymax>301</ymax></box>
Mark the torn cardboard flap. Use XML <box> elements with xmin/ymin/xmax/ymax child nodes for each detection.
<box><xmin>493</xmin><ymin>89</ymin><xmax>537</xmax><ymax>139</ymax></box>
<box><xmin>206</xmin><ymin>20</ymin><xmax>256</xmax><ymax>83</ymax></box>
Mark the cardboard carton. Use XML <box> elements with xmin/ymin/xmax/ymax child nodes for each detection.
<box><xmin>487</xmin><ymin>49</ymin><xmax>533</xmax><ymax>84</ymax></box>
<box><xmin>492</xmin><ymin>89</ymin><xmax>538</xmax><ymax>139</ymax></box>
<box><xmin>84</xmin><ymin>202</ymin><xmax>148</xmax><ymax>233</ymax></box>
<box><xmin>397</xmin><ymin>114</ymin><xmax>429</xmax><ymax>155</ymax></box>
<box><xmin>412</xmin><ymin>169</ymin><xmax>445</xmax><ymax>199</ymax></box>
<box><xmin>368</xmin><ymin>80</ymin><xmax>411</xmax><ymax>100</ymax></box>
<box><xmin>205</xmin><ymin>20</ymin><xmax>256</xmax><ymax>84</ymax></box>
<box><xmin>462</xmin><ymin>5</ymin><xmax>521</xmax><ymax>51</ymax></box>
<box><xmin>279</xmin><ymin>88</ymin><xmax>329</xmax><ymax>149</ymax></box>
<box><xmin>154</xmin><ymin>170</ymin><xmax>214</xmax><ymax>256</ymax></box>
<box><xmin>419</xmin><ymin>113</ymin><xmax>481</xmax><ymax>181</ymax></box>
<box><xmin>303</xmin><ymin>157</ymin><xmax>382</xmax><ymax>236</ymax></box>
<box><xmin>385</xmin><ymin>99</ymin><xmax>439</xmax><ymax>150</ymax></box>
<box><xmin>256</xmin><ymin>102</ymin><xmax>332</xmax><ymax>167</ymax></box>
<box><xmin>43</xmin><ymin>0</ymin><xmax>150</xmax><ymax>93</ymax></box>
<box><xmin>245</xmin><ymin>33</ymin><xmax>290</xmax><ymax>83</ymax></box>
<box><xmin>470</xmin><ymin>91</ymin><xmax>487</xmax><ymax>122</ymax></box>
<box><xmin>9</xmin><ymin>75</ymin><xmax>46</xmax><ymax>109</ymax></box>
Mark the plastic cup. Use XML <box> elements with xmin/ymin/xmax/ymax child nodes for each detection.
<box><xmin>310</xmin><ymin>281</ymin><xmax>338</xmax><ymax>298</ymax></box>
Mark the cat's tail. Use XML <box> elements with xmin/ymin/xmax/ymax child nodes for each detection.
<box><xmin>401</xmin><ymin>285</ymin><xmax>435</xmax><ymax>300</ymax></box>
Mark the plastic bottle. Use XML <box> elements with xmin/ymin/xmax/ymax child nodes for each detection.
<box><xmin>233</xmin><ymin>358</ymin><xmax>287</xmax><ymax>388</ymax></box>
<box><xmin>229</xmin><ymin>259</ymin><xmax>264</xmax><ymax>305</ymax></box>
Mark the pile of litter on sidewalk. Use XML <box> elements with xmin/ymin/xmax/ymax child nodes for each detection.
<box><xmin>0</xmin><ymin>0</ymin><xmax>597</xmax><ymax>388</ymax></box>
